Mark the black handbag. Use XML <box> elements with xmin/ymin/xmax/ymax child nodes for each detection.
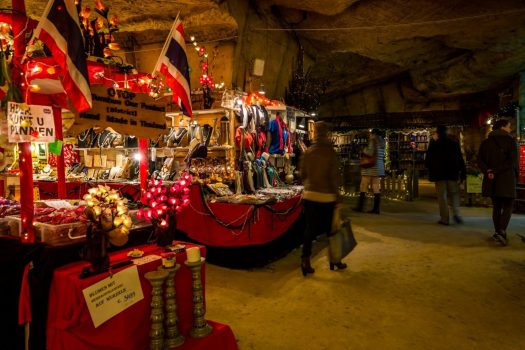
<box><xmin>481</xmin><ymin>176</ymin><xmax>494</xmax><ymax>197</ymax></box>
<box><xmin>328</xmin><ymin>207</ymin><xmax>357</xmax><ymax>263</ymax></box>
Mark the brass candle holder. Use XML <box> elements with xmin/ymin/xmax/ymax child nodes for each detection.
<box><xmin>159</xmin><ymin>265</ymin><xmax>185</xmax><ymax>348</ymax></box>
<box><xmin>185</xmin><ymin>257</ymin><xmax>212</xmax><ymax>338</ymax></box>
<box><xmin>145</xmin><ymin>270</ymin><xmax>169</xmax><ymax>350</ymax></box>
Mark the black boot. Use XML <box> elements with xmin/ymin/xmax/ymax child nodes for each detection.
<box><xmin>301</xmin><ymin>257</ymin><xmax>315</xmax><ymax>276</ymax></box>
<box><xmin>368</xmin><ymin>194</ymin><xmax>381</xmax><ymax>214</ymax></box>
<box><xmin>353</xmin><ymin>192</ymin><xmax>366</xmax><ymax>212</ymax></box>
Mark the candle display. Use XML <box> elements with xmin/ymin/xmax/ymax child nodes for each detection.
<box><xmin>162</xmin><ymin>253</ymin><xmax>176</xmax><ymax>268</ymax></box>
<box><xmin>186</xmin><ymin>247</ymin><xmax>201</xmax><ymax>263</ymax></box>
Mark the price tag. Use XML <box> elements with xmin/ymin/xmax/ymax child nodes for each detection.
<box><xmin>85</xmin><ymin>154</ymin><xmax>93</xmax><ymax>167</ymax></box>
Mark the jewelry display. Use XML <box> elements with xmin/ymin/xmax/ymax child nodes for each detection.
<box><xmin>159</xmin><ymin>265</ymin><xmax>185</xmax><ymax>348</ymax></box>
<box><xmin>185</xmin><ymin>258</ymin><xmax>213</xmax><ymax>338</ymax></box>
<box><xmin>145</xmin><ymin>270</ymin><xmax>169</xmax><ymax>350</ymax></box>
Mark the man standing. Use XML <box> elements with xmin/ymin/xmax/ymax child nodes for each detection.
<box><xmin>478</xmin><ymin>119</ymin><xmax>518</xmax><ymax>245</ymax></box>
<box><xmin>425</xmin><ymin>125</ymin><xmax>466</xmax><ymax>225</ymax></box>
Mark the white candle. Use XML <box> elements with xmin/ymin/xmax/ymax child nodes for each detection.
<box><xmin>186</xmin><ymin>247</ymin><xmax>201</xmax><ymax>263</ymax></box>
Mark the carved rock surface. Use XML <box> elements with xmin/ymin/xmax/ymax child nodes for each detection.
<box><xmin>8</xmin><ymin>0</ymin><xmax>525</xmax><ymax>108</ymax></box>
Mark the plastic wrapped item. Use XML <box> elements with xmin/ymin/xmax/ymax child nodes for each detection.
<box><xmin>7</xmin><ymin>216</ymin><xmax>87</xmax><ymax>246</ymax></box>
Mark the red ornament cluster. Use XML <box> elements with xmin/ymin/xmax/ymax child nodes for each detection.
<box><xmin>136</xmin><ymin>174</ymin><xmax>193</xmax><ymax>229</ymax></box>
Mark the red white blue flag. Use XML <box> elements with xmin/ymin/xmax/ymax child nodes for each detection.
<box><xmin>32</xmin><ymin>0</ymin><xmax>92</xmax><ymax>113</ymax></box>
<box><xmin>154</xmin><ymin>17</ymin><xmax>193</xmax><ymax>118</ymax></box>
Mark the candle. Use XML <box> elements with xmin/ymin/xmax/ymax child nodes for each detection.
<box><xmin>162</xmin><ymin>253</ymin><xmax>176</xmax><ymax>268</ymax></box>
<box><xmin>186</xmin><ymin>247</ymin><xmax>201</xmax><ymax>263</ymax></box>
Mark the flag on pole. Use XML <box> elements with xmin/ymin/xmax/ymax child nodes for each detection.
<box><xmin>153</xmin><ymin>16</ymin><xmax>193</xmax><ymax>118</ymax></box>
<box><xmin>32</xmin><ymin>0</ymin><xmax>92</xmax><ymax>113</ymax></box>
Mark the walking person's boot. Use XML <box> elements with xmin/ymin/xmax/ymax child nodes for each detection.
<box><xmin>301</xmin><ymin>256</ymin><xmax>315</xmax><ymax>276</ymax></box>
<box><xmin>353</xmin><ymin>192</ymin><xmax>366</xmax><ymax>212</ymax></box>
<box><xmin>368</xmin><ymin>193</ymin><xmax>381</xmax><ymax>214</ymax></box>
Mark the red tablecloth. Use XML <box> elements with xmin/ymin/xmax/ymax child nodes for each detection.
<box><xmin>177</xmin><ymin>186</ymin><xmax>303</xmax><ymax>247</ymax></box>
<box><xmin>45</xmin><ymin>242</ymin><xmax>236</xmax><ymax>350</ymax></box>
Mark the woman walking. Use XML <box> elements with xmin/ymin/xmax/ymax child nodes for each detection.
<box><xmin>299</xmin><ymin>122</ymin><xmax>344</xmax><ymax>276</ymax></box>
<box><xmin>355</xmin><ymin>129</ymin><xmax>385</xmax><ymax>214</ymax></box>
<box><xmin>478</xmin><ymin>119</ymin><xmax>519</xmax><ymax>245</ymax></box>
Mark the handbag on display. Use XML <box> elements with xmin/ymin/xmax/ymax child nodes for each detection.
<box><xmin>125</xmin><ymin>136</ymin><xmax>138</xmax><ymax>148</ymax></box>
<box><xmin>359</xmin><ymin>153</ymin><xmax>376</xmax><ymax>168</ymax></box>
<box><xmin>187</xmin><ymin>127</ymin><xmax>209</xmax><ymax>160</ymax></box>
<box><xmin>328</xmin><ymin>206</ymin><xmax>357</xmax><ymax>264</ymax></box>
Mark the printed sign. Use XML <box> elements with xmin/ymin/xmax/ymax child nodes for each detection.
<box><xmin>69</xmin><ymin>85</ymin><xmax>168</xmax><ymax>139</ymax></box>
<box><xmin>466</xmin><ymin>174</ymin><xmax>483</xmax><ymax>194</ymax></box>
<box><xmin>82</xmin><ymin>265</ymin><xmax>144</xmax><ymax>328</ymax></box>
<box><xmin>7</xmin><ymin>102</ymin><xmax>55</xmax><ymax>142</ymax></box>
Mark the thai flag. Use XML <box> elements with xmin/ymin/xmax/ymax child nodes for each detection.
<box><xmin>154</xmin><ymin>17</ymin><xmax>192</xmax><ymax>118</ymax></box>
<box><xmin>32</xmin><ymin>0</ymin><xmax>92</xmax><ymax>113</ymax></box>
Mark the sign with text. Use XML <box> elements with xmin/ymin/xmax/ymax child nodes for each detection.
<box><xmin>466</xmin><ymin>174</ymin><xmax>482</xmax><ymax>194</ymax></box>
<box><xmin>7</xmin><ymin>102</ymin><xmax>55</xmax><ymax>142</ymax></box>
<box><xmin>82</xmin><ymin>265</ymin><xmax>144</xmax><ymax>328</ymax></box>
<box><xmin>69</xmin><ymin>85</ymin><xmax>168</xmax><ymax>139</ymax></box>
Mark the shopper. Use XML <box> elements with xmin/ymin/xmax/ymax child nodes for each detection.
<box><xmin>425</xmin><ymin>125</ymin><xmax>466</xmax><ymax>225</ymax></box>
<box><xmin>299</xmin><ymin>121</ymin><xmax>344</xmax><ymax>276</ymax></box>
<box><xmin>355</xmin><ymin>129</ymin><xmax>385</xmax><ymax>214</ymax></box>
<box><xmin>478</xmin><ymin>119</ymin><xmax>518</xmax><ymax>245</ymax></box>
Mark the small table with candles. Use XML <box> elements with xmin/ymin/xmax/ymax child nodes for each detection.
<box><xmin>45</xmin><ymin>242</ymin><xmax>238</xmax><ymax>350</ymax></box>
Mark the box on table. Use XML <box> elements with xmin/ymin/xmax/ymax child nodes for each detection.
<box><xmin>7</xmin><ymin>216</ymin><xmax>88</xmax><ymax>246</ymax></box>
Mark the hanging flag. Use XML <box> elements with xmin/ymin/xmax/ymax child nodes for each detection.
<box><xmin>31</xmin><ymin>0</ymin><xmax>92</xmax><ymax>113</ymax></box>
<box><xmin>153</xmin><ymin>16</ymin><xmax>193</xmax><ymax>118</ymax></box>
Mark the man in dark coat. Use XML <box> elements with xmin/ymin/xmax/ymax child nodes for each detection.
<box><xmin>478</xmin><ymin>118</ymin><xmax>519</xmax><ymax>245</ymax></box>
<box><xmin>425</xmin><ymin>125</ymin><xmax>466</xmax><ymax>225</ymax></box>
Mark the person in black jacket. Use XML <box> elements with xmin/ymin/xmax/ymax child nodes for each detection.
<box><xmin>425</xmin><ymin>125</ymin><xmax>466</xmax><ymax>225</ymax></box>
<box><xmin>478</xmin><ymin>119</ymin><xmax>519</xmax><ymax>245</ymax></box>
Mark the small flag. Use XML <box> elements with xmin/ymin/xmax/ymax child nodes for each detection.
<box><xmin>153</xmin><ymin>16</ymin><xmax>192</xmax><ymax>118</ymax></box>
<box><xmin>31</xmin><ymin>0</ymin><xmax>92</xmax><ymax>113</ymax></box>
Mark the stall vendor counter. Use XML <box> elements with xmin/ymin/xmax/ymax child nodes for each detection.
<box><xmin>44</xmin><ymin>242</ymin><xmax>237</xmax><ymax>350</ymax></box>
<box><xmin>178</xmin><ymin>185</ymin><xmax>303</xmax><ymax>247</ymax></box>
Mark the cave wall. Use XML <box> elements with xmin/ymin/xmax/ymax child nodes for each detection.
<box><xmin>223</xmin><ymin>0</ymin><xmax>304</xmax><ymax>99</ymax></box>
<box><xmin>124</xmin><ymin>40</ymin><xmax>235</xmax><ymax>94</ymax></box>
<box><xmin>318</xmin><ymin>77</ymin><xmax>467</xmax><ymax>118</ymax></box>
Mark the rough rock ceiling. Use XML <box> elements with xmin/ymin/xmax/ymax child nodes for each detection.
<box><xmin>4</xmin><ymin>0</ymin><xmax>525</xmax><ymax>106</ymax></box>
<box><xmin>267</xmin><ymin>0</ymin><xmax>525</xmax><ymax>101</ymax></box>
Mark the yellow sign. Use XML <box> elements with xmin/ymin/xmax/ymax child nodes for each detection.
<box><xmin>466</xmin><ymin>174</ymin><xmax>482</xmax><ymax>194</ymax></box>
<box><xmin>69</xmin><ymin>85</ymin><xmax>168</xmax><ymax>139</ymax></box>
<box><xmin>33</xmin><ymin>186</ymin><xmax>40</xmax><ymax>201</ymax></box>
<box><xmin>82</xmin><ymin>265</ymin><xmax>144</xmax><ymax>328</ymax></box>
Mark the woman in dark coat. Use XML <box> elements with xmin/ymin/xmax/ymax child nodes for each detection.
<box><xmin>478</xmin><ymin>119</ymin><xmax>519</xmax><ymax>245</ymax></box>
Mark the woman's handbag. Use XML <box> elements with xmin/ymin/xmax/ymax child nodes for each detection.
<box><xmin>359</xmin><ymin>153</ymin><xmax>376</xmax><ymax>168</ymax></box>
<box><xmin>328</xmin><ymin>206</ymin><xmax>357</xmax><ymax>264</ymax></box>
<box><xmin>481</xmin><ymin>175</ymin><xmax>494</xmax><ymax>197</ymax></box>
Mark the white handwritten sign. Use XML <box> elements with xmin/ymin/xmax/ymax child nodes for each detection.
<box><xmin>82</xmin><ymin>265</ymin><xmax>144</xmax><ymax>328</ymax></box>
<box><xmin>7</xmin><ymin>102</ymin><xmax>55</xmax><ymax>142</ymax></box>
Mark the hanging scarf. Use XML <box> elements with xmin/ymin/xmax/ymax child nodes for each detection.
<box><xmin>276</xmin><ymin>115</ymin><xmax>284</xmax><ymax>152</ymax></box>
